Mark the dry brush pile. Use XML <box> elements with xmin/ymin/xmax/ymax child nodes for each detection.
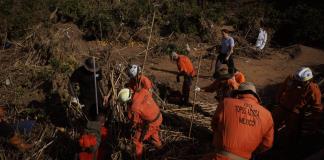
<box><xmin>0</xmin><ymin>21</ymin><xmax>215</xmax><ymax>159</ymax></box>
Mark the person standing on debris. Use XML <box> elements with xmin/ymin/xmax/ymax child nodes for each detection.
<box><xmin>255</xmin><ymin>27</ymin><xmax>267</xmax><ymax>50</ymax></box>
<box><xmin>204</xmin><ymin>82</ymin><xmax>274</xmax><ymax>160</ymax></box>
<box><xmin>126</xmin><ymin>64</ymin><xmax>153</xmax><ymax>92</ymax></box>
<box><xmin>273</xmin><ymin>67</ymin><xmax>323</xmax><ymax>149</ymax></box>
<box><xmin>118</xmin><ymin>88</ymin><xmax>163</xmax><ymax>160</ymax></box>
<box><xmin>0</xmin><ymin>103</ymin><xmax>33</xmax><ymax>152</ymax></box>
<box><xmin>213</xmin><ymin>28</ymin><xmax>236</xmax><ymax>75</ymax></box>
<box><xmin>195</xmin><ymin>64</ymin><xmax>245</xmax><ymax>102</ymax></box>
<box><xmin>171</xmin><ymin>51</ymin><xmax>196</xmax><ymax>106</ymax></box>
<box><xmin>69</xmin><ymin>57</ymin><xmax>109</xmax><ymax>121</ymax></box>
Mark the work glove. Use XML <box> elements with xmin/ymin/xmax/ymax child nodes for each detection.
<box><xmin>176</xmin><ymin>75</ymin><xmax>180</xmax><ymax>82</ymax></box>
<box><xmin>195</xmin><ymin>87</ymin><xmax>201</xmax><ymax>92</ymax></box>
<box><xmin>70</xmin><ymin>97</ymin><xmax>84</xmax><ymax>109</ymax></box>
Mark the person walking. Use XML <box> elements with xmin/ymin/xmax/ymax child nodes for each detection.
<box><xmin>213</xmin><ymin>28</ymin><xmax>236</xmax><ymax>75</ymax></box>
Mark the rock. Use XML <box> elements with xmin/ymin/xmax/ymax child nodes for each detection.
<box><xmin>5</xmin><ymin>79</ymin><xmax>10</xmax><ymax>86</ymax></box>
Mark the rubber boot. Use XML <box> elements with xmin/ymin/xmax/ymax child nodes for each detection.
<box><xmin>9</xmin><ymin>134</ymin><xmax>32</xmax><ymax>152</ymax></box>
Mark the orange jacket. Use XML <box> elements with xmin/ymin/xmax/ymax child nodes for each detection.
<box><xmin>277</xmin><ymin>75</ymin><xmax>323</xmax><ymax>113</ymax></box>
<box><xmin>79</xmin><ymin>134</ymin><xmax>98</xmax><ymax>160</ymax></box>
<box><xmin>127</xmin><ymin>75</ymin><xmax>153</xmax><ymax>92</ymax></box>
<box><xmin>211</xmin><ymin>94</ymin><xmax>274</xmax><ymax>159</ymax></box>
<box><xmin>79</xmin><ymin>134</ymin><xmax>97</xmax><ymax>148</ymax></box>
<box><xmin>177</xmin><ymin>55</ymin><xmax>196</xmax><ymax>77</ymax></box>
<box><xmin>128</xmin><ymin>89</ymin><xmax>162</xmax><ymax>127</ymax></box>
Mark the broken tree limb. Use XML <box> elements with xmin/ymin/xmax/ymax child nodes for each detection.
<box><xmin>141</xmin><ymin>10</ymin><xmax>155</xmax><ymax>75</ymax></box>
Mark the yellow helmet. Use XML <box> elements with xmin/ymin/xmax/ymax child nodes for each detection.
<box><xmin>118</xmin><ymin>88</ymin><xmax>132</xmax><ymax>102</ymax></box>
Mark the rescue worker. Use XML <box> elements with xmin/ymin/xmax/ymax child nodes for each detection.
<box><xmin>205</xmin><ymin>82</ymin><xmax>274</xmax><ymax>160</ymax></box>
<box><xmin>273</xmin><ymin>67</ymin><xmax>323</xmax><ymax>149</ymax></box>
<box><xmin>118</xmin><ymin>88</ymin><xmax>163</xmax><ymax>160</ymax></box>
<box><xmin>171</xmin><ymin>51</ymin><xmax>196</xmax><ymax>106</ymax></box>
<box><xmin>214</xmin><ymin>28</ymin><xmax>236</xmax><ymax>75</ymax></box>
<box><xmin>255</xmin><ymin>20</ymin><xmax>267</xmax><ymax>51</ymax></box>
<box><xmin>255</xmin><ymin>27</ymin><xmax>267</xmax><ymax>51</ymax></box>
<box><xmin>78</xmin><ymin>121</ymin><xmax>102</xmax><ymax>160</ymax></box>
<box><xmin>126</xmin><ymin>64</ymin><xmax>153</xmax><ymax>92</ymax></box>
<box><xmin>195</xmin><ymin>64</ymin><xmax>245</xmax><ymax>102</ymax></box>
<box><xmin>69</xmin><ymin>57</ymin><xmax>109</xmax><ymax>121</ymax></box>
<box><xmin>0</xmin><ymin>103</ymin><xmax>33</xmax><ymax>152</ymax></box>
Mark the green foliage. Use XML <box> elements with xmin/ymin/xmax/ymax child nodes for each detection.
<box><xmin>49</xmin><ymin>58</ymin><xmax>73</xmax><ymax>74</ymax></box>
<box><xmin>0</xmin><ymin>0</ymin><xmax>226</xmax><ymax>41</ymax></box>
<box><xmin>49</xmin><ymin>58</ymin><xmax>60</xmax><ymax>70</ymax></box>
<box><xmin>161</xmin><ymin>43</ymin><xmax>189</xmax><ymax>56</ymax></box>
<box><xmin>204</xmin><ymin>3</ymin><xmax>225</xmax><ymax>22</ymax></box>
<box><xmin>0</xmin><ymin>0</ymin><xmax>52</xmax><ymax>38</ymax></box>
<box><xmin>35</xmin><ymin>68</ymin><xmax>54</xmax><ymax>81</ymax></box>
<box><xmin>157</xmin><ymin>1</ymin><xmax>225</xmax><ymax>38</ymax></box>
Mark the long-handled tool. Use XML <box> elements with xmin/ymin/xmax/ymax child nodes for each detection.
<box><xmin>93</xmin><ymin>57</ymin><xmax>99</xmax><ymax>116</ymax></box>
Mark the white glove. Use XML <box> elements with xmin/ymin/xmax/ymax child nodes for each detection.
<box><xmin>195</xmin><ymin>87</ymin><xmax>201</xmax><ymax>92</ymax></box>
<box><xmin>71</xmin><ymin>97</ymin><xmax>79</xmax><ymax>104</ymax></box>
<box><xmin>70</xmin><ymin>97</ymin><xmax>84</xmax><ymax>109</ymax></box>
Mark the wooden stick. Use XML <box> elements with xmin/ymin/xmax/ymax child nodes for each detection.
<box><xmin>188</xmin><ymin>55</ymin><xmax>202</xmax><ymax>138</ymax></box>
<box><xmin>141</xmin><ymin>11</ymin><xmax>155</xmax><ymax>75</ymax></box>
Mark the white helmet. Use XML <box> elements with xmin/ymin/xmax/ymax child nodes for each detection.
<box><xmin>295</xmin><ymin>67</ymin><xmax>313</xmax><ymax>82</ymax></box>
<box><xmin>171</xmin><ymin>51</ymin><xmax>178</xmax><ymax>59</ymax></box>
<box><xmin>128</xmin><ymin>64</ymin><xmax>141</xmax><ymax>78</ymax></box>
<box><xmin>118</xmin><ymin>88</ymin><xmax>132</xmax><ymax>102</ymax></box>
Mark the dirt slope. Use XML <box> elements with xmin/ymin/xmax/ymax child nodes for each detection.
<box><xmin>140</xmin><ymin>44</ymin><xmax>324</xmax><ymax>106</ymax></box>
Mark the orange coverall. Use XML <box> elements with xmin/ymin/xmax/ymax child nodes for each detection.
<box><xmin>177</xmin><ymin>55</ymin><xmax>196</xmax><ymax>77</ymax></box>
<box><xmin>128</xmin><ymin>89</ymin><xmax>163</xmax><ymax>160</ymax></box>
<box><xmin>127</xmin><ymin>75</ymin><xmax>153</xmax><ymax>92</ymax></box>
<box><xmin>79</xmin><ymin>134</ymin><xmax>98</xmax><ymax>160</ymax></box>
<box><xmin>209</xmin><ymin>94</ymin><xmax>274</xmax><ymax>160</ymax></box>
<box><xmin>273</xmin><ymin>75</ymin><xmax>323</xmax><ymax>147</ymax></box>
<box><xmin>177</xmin><ymin>55</ymin><xmax>196</xmax><ymax>104</ymax></box>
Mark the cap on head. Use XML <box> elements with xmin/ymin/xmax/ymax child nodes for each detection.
<box><xmin>233</xmin><ymin>82</ymin><xmax>261</xmax><ymax>102</ymax></box>
<box><xmin>221</xmin><ymin>29</ymin><xmax>230</xmax><ymax>33</ymax></box>
<box><xmin>214</xmin><ymin>64</ymin><xmax>231</xmax><ymax>79</ymax></box>
<box><xmin>118</xmin><ymin>88</ymin><xmax>132</xmax><ymax>102</ymax></box>
<box><xmin>83</xmin><ymin>57</ymin><xmax>100</xmax><ymax>72</ymax></box>
<box><xmin>294</xmin><ymin>67</ymin><xmax>313</xmax><ymax>82</ymax></box>
<box><xmin>128</xmin><ymin>64</ymin><xmax>141</xmax><ymax>78</ymax></box>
